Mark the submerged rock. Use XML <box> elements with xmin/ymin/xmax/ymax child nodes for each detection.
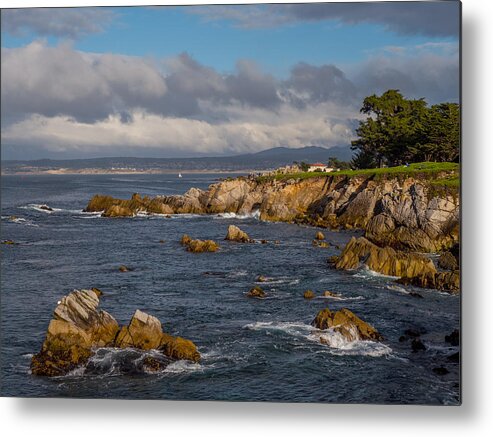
<box><xmin>1</xmin><ymin>240</ymin><xmax>16</xmax><ymax>245</ymax></box>
<box><xmin>31</xmin><ymin>289</ymin><xmax>201</xmax><ymax>376</ymax></box>
<box><xmin>311</xmin><ymin>307</ymin><xmax>382</xmax><ymax>342</ymax></box>
<box><xmin>411</xmin><ymin>338</ymin><xmax>426</xmax><ymax>352</ymax></box>
<box><xmin>256</xmin><ymin>275</ymin><xmax>268</xmax><ymax>282</ymax></box>
<box><xmin>323</xmin><ymin>290</ymin><xmax>339</xmax><ymax>297</ymax></box>
<box><xmin>247</xmin><ymin>286</ymin><xmax>265</xmax><ymax>298</ymax></box>
<box><xmin>225</xmin><ymin>225</ymin><xmax>252</xmax><ymax>243</ymax></box>
<box><xmin>119</xmin><ymin>265</ymin><xmax>131</xmax><ymax>272</ymax></box>
<box><xmin>39</xmin><ymin>204</ymin><xmax>54</xmax><ymax>211</ymax></box>
<box><xmin>303</xmin><ymin>290</ymin><xmax>316</xmax><ymax>299</ymax></box>
<box><xmin>312</xmin><ymin>240</ymin><xmax>329</xmax><ymax>248</ymax></box>
<box><xmin>445</xmin><ymin>329</ymin><xmax>460</xmax><ymax>346</ymax></box>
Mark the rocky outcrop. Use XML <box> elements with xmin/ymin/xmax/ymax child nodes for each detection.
<box><xmin>115</xmin><ymin>310</ymin><xmax>200</xmax><ymax>362</ymax></box>
<box><xmin>312</xmin><ymin>307</ymin><xmax>382</xmax><ymax>342</ymax></box>
<box><xmin>247</xmin><ymin>286</ymin><xmax>265</xmax><ymax>298</ymax></box>
<box><xmin>438</xmin><ymin>251</ymin><xmax>459</xmax><ymax>271</ymax></box>
<box><xmin>31</xmin><ymin>289</ymin><xmax>120</xmax><ymax>376</ymax></box>
<box><xmin>315</xmin><ymin>231</ymin><xmax>325</xmax><ymax>240</ymax></box>
<box><xmin>85</xmin><ymin>172</ymin><xmax>459</xmax><ymax>253</ymax></box>
<box><xmin>225</xmin><ymin>225</ymin><xmax>252</xmax><ymax>243</ymax></box>
<box><xmin>181</xmin><ymin>234</ymin><xmax>219</xmax><ymax>252</ymax></box>
<box><xmin>396</xmin><ymin>271</ymin><xmax>459</xmax><ymax>294</ymax></box>
<box><xmin>31</xmin><ymin>290</ymin><xmax>200</xmax><ymax>376</ymax></box>
<box><xmin>335</xmin><ymin>237</ymin><xmax>437</xmax><ymax>278</ymax></box>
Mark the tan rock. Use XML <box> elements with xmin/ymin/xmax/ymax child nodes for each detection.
<box><xmin>225</xmin><ymin>225</ymin><xmax>252</xmax><ymax>242</ymax></box>
<box><xmin>303</xmin><ymin>290</ymin><xmax>315</xmax><ymax>299</ymax></box>
<box><xmin>115</xmin><ymin>310</ymin><xmax>163</xmax><ymax>350</ymax></box>
<box><xmin>247</xmin><ymin>286</ymin><xmax>265</xmax><ymax>298</ymax></box>
<box><xmin>315</xmin><ymin>231</ymin><xmax>325</xmax><ymax>240</ymax></box>
<box><xmin>187</xmin><ymin>239</ymin><xmax>219</xmax><ymax>253</ymax></box>
<box><xmin>312</xmin><ymin>307</ymin><xmax>382</xmax><ymax>342</ymax></box>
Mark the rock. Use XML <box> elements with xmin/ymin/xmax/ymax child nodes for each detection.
<box><xmin>180</xmin><ymin>234</ymin><xmax>192</xmax><ymax>246</ymax></box>
<box><xmin>336</xmin><ymin>237</ymin><xmax>437</xmax><ymax>278</ymax></box>
<box><xmin>397</xmin><ymin>271</ymin><xmax>459</xmax><ymax>294</ymax></box>
<box><xmin>142</xmin><ymin>356</ymin><xmax>168</xmax><ymax>372</ymax></box>
<box><xmin>315</xmin><ymin>231</ymin><xmax>325</xmax><ymax>240</ymax></box>
<box><xmin>39</xmin><ymin>204</ymin><xmax>54</xmax><ymax>211</ymax></box>
<box><xmin>247</xmin><ymin>286</ymin><xmax>265</xmax><ymax>298</ymax></box>
<box><xmin>159</xmin><ymin>240</ymin><xmax>165</xmax><ymax>244</ymax></box>
<box><xmin>432</xmin><ymin>366</ymin><xmax>449</xmax><ymax>375</ymax></box>
<box><xmin>187</xmin><ymin>239</ymin><xmax>219</xmax><ymax>253</ymax></box>
<box><xmin>447</xmin><ymin>351</ymin><xmax>460</xmax><ymax>363</ymax></box>
<box><xmin>404</xmin><ymin>329</ymin><xmax>422</xmax><ymax>338</ymax></box>
<box><xmin>256</xmin><ymin>275</ymin><xmax>268</xmax><ymax>282</ymax></box>
<box><xmin>411</xmin><ymin>338</ymin><xmax>426</xmax><ymax>352</ymax></box>
<box><xmin>274</xmin><ymin>240</ymin><xmax>281</xmax><ymax>245</ymax></box>
<box><xmin>438</xmin><ymin>251</ymin><xmax>459</xmax><ymax>271</ymax></box>
<box><xmin>312</xmin><ymin>240</ymin><xmax>329</xmax><ymax>248</ymax></box>
<box><xmin>311</xmin><ymin>307</ymin><xmax>382</xmax><ymax>341</ymax></box>
<box><xmin>260</xmin><ymin>239</ymin><xmax>268</xmax><ymax>244</ymax></box>
<box><xmin>323</xmin><ymin>290</ymin><xmax>339</xmax><ymax>297</ymax></box>
<box><xmin>225</xmin><ymin>225</ymin><xmax>252</xmax><ymax>243</ymax></box>
<box><xmin>327</xmin><ymin>255</ymin><xmax>339</xmax><ymax>266</ymax></box>
<box><xmin>119</xmin><ymin>265</ymin><xmax>131</xmax><ymax>272</ymax></box>
<box><xmin>1</xmin><ymin>240</ymin><xmax>16</xmax><ymax>245</ymax></box>
<box><xmin>31</xmin><ymin>289</ymin><xmax>120</xmax><ymax>376</ymax></box>
<box><xmin>160</xmin><ymin>333</ymin><xmax>201</xmax><ymax>362</ymax></box>
<box><xmin>445</xmin><ymin>329</ymin><xmax>460</xmax><ymax>346</ymax></box>
<box><xmin>303</xmin><ymin>290</ymin><xmax>315</xmax><ymax>299</ymax></box>
<box><xmin>115</xmin><ymin>310</ymin><xmax>164</xmax><ymax>350</ymax></box>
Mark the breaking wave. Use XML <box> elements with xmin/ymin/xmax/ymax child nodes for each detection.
<box><xmin>214</xmin><ymin>210</ymin><xmax>261</xmax><ymax>220</ymax></box>
<box><xmin>243</xmin><ymin>321</ymin><xmax>393</xmax><ymax>357</ymax></box>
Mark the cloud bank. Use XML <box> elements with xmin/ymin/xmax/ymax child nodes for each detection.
<box><xmin>1</xmin><ymin>41</ymin><xmax>459</xmax><ymax>159</ymax></box>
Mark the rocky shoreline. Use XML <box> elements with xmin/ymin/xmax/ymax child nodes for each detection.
<box><xmin>84</xmin><ymin>172</ymin><xmax>460</xmax><ymax>293</ymax></box>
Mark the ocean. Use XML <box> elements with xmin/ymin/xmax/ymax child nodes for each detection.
<box><xmin>0</xmin><ymin>173</ymin><xmax>460</xmax><ymax>404</ymax></box>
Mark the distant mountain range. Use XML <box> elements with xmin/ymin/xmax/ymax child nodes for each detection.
<box><xmin>1</xmin><ymin>146</ymin><xmax>353</xmax><ymax>174</ymax></box>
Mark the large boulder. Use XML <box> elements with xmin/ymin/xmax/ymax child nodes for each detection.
<box><xmin>31</xmin><ymin>289</ymin><xmax>120</xmax><ymax>376</ymax></box>
<box><xmin>312</xmin><ymin>307</ymin><xmax>382</xmax><ymax>342</ymax></box>
<box><xmin>225</xmin><ymin>225</ymin><xmax>252</xmax><ymax>243</ymax></box>
<box><xmin>115</xmin><ymin>310</ymin><xmax>201</xmax><ymax>362</ymax></box>
<box><xmin>115</xmin><ymin>310</ymin><xmax>164</xmax><ymax>350</ymax></box>
<box><xmin>188</xmin><ymin>239</ymin><xmax>219</xmax><ymax>253</ymax></box>
<box><xmin>438</xmin><ymin>251</ymin><xmax>459</xmax><ymax>271</ymax></box>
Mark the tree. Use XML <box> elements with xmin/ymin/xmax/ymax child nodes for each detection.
<box><xmin>351</xmin><ymin>90</ymin><xmax>459</xmax><ymax>168</ymax></box>
<box><xmin>328</xmin><ymin>156</ymin><xmax>351</xmax><ymax>170</ymax></box>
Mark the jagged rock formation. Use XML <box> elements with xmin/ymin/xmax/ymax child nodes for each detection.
<box><xmin>85</xmin><ymin>173</ymin><xmax>459</xmax><ymax>253</ymax></box>
<box><xmin>225</xmin><ymin>225</ymin><xmax>252</xmax><ymax>243</ymax></box>
<box><xmin>312</xmin><ymin>307</ymin><xmax>382</xmax><ymax>342</ymax></box>
<box><xmin>335</xmin><ymin>236</ymin><xmax>437</xmax><ymax>278</ymax></box>
<box><xmin>31</xmin><ymin>289</ymin><xmax>200</xmax><ymax>376</ymax></box>
<box><xmin>397</xmin><ymin>271</ymin><xmax>460</xmax><ymax>294</ymax></box>
<box><xmin>247</xmin><ymin>286</ymin><xmax>265</xmax><ymax>298</ymax></box>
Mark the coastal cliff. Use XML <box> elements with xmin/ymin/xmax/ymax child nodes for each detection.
<box><xmin>85</xmin><ymin>167</ymin><xmax>459</xmax><ymax>254</ymax></box>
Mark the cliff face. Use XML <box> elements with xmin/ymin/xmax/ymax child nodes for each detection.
<box><xmin>85</xmin><ymin>173</ymin><xmax>459</xmax><ymax>253</ymax></box>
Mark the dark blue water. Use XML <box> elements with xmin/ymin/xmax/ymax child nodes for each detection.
<box><xmin>0</xmin><ymin>174</ymin><xmax>460</xmax><ymax>404</ymax></box>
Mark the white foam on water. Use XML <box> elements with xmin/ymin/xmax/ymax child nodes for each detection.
<box><xmin>316</xmin><ymin>295</ymin><xmax>364</xmax><ymax>301</ymax></box>
<box><xmin>354</xmin><ymin>267</ymin><xmax>399</xmax><ymax>280</ymax></box>
<box><xmin>386</xmin><ymin>284</ymin><xmax>410</xmax><ymax>294</ymax></box>
<box><xmin>244</xmin><ymin>320</ymin><xmax>393</xmax><ymax>357</ymax></box>
<box><xmin>163</xmin><ymin>360</ymin><xmax>203</xmax><ymax>374</ymax></box>
<box><xmin>21</xmin><ymin>204</ymin><xmax>63</xmax><ymax>214</ymax></box>
<box><xmin>255</xmin><ymin>276</ymin><xmax>300</xmax><ymax>285</ymax></box>
<box><xmin>2</xmin><ymin>215</ymin><xmax>38</xmax><ymax>227</ymax></box>
<box><xmin>214</xmin><ymin>210</ymin><xmax>261</xmax><ymax>220</ymax></box>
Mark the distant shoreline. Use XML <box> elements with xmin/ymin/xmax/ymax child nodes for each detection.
<box><xmin>1</xmin><ymin>168</ymin><xmax>258</xmax><ymax>176</ymax></box>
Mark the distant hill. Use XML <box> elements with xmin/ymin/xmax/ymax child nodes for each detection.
<box><xmin>1</xmin><ymin>146</ymin><xmax>353</xmax><ymax>173</ymax></box>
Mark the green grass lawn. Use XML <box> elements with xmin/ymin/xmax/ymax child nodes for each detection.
<box><xmin>257</xmin><ymin>162</ymin><xmax>459</xmax><ymax>187</ymax></box>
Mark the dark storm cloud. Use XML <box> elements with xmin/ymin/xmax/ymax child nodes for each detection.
<box><xmin>281</xmin><ymin>63</ymin><xmax>358</xmax><ymax>108</ymax></box>
<box><xmin>1</xmin><ymin>7</ymin><xmax>115</xmax><ymax>39</ymax></box>
<box><xmin>192</xmin><ymin>2</ymin><xmax>460</xmax><ymax>37</ymax></box>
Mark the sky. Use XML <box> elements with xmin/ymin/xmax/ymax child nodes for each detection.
<box><xmin>0</xmin><ymin>1</ymin><xmax>461</xmax><ymax>160</ymax></box>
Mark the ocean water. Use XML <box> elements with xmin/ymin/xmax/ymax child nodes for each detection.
<box><xmin>0</xmin><ymin>174</ymin><xmax>460</xmax><ymax>404</ymax></box>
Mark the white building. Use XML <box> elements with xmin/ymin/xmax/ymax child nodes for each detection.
<box><xmin>307</xmin><ymin>163</ymin><xmax>334</xmax><ymax>173</ymax></box>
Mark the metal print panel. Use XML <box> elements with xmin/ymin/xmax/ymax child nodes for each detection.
<box><xmin>0</xmin><ymin>1</ymin><xmax>461</xmax><ymax>404</ymax></box>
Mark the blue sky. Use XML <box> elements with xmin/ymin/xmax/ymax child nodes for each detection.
<box><xmin>0</xmin><ymin>2</ymin><xmax>460</xmax><ymax>159</ymax></box>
